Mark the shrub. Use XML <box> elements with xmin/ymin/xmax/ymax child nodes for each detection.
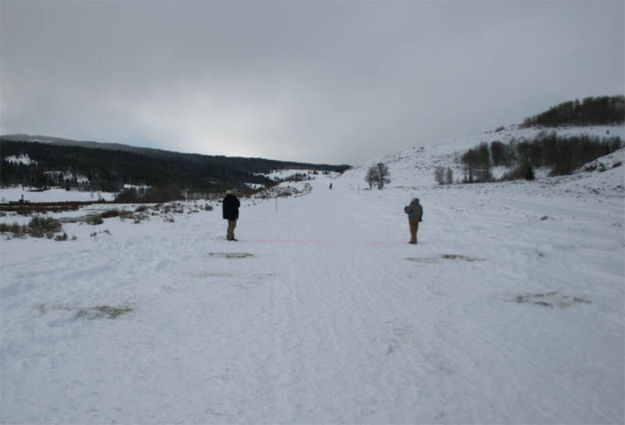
<box><xmin>502</xmin><ymin>161</ymin><xmax>535</xmax><ymax>181</ymax></box>
<box><xmin>100</xmin><ymin>209</ymin><xmax>125</xmax><ymax>219</ymax></box>
<box><xmin>28</xmin><ymin>216</ymin><xmax>62</xmax><ymax>238</ymax></box>
<box><xmin>1</xmin><ymin>218</ymin><xmax>66</xmax><ymax>239</ymax></box>
<box><xmin>55</xmin><ymin>232</ymin><xmax>68</xmax><ymax>241</ymax></box>
<box><xmin>86</xmin><ymin>215</ymin><xmax>104</xmax><ymax>225</ymax></box>
<box><xmin>0</xmin><ymin>222</ymin><xmax>27</xmax><ymax>238</ymax></box>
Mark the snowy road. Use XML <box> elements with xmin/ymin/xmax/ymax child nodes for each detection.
<box><xmin>1</xmin><ymin>170</ymin><xmax>624</xmax><ymax>424</ymax></box>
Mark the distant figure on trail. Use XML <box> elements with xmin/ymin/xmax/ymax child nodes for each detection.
<box><xmin>329</xmin><ymin>183</ymin><xmax>333</xmax><ymax>190</ymax></box>
<box><xmin>404</xmin><ymin>198</ymin><xmax>423</xmax><ymax>245</ymax></box>
<box><xmin>222</xmin><ymin>190</ymin><xmax>240</xmax><ymax>241</ymax></box>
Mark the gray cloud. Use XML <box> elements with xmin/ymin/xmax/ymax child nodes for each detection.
<box><xmin>1</xmin><ymin>1</ymin><xmax>623</xmax><ymax>164</ymax></box>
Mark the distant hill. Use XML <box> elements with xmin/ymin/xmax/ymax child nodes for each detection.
<box><xmin>0</xmin><ymin>135</ymin><xmax>350</xmax><ymax>196</ymax></box>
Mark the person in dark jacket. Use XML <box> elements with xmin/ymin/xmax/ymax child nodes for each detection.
<box><xmin>222</xmin><ymin>190</ymin><xmax>240</xmax><ymax>241</ymax></box>
<box><xmin>404</xmin><ymin>198</ymin><xmax>423</xmax><ymax>244</ymax></box>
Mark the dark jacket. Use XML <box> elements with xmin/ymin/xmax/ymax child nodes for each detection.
<box><xmin>222</xmin><ymin>194</ymin><xmax>240</xmax><ymax>220</ymax></box>
<box><xmin>404</xmin><ymin>198</ymin><xmax>423</xmax><ymax>222</ymax></box>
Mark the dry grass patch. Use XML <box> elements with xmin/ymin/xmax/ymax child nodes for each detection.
<box><xmin>39</xmin><ymin>304</ymin><xmax>133</xmax><ymax>319</ymax></box>
<box><xmin>405</xmin><ymin>253</ymin><xmax>483</xmax><ymax>263</ymax></box>
<box><xmin>513</xmin><ymin>292</ymin><xmax>591</xmax><ymax>308</ymax></box>
<box><xmin>207</xmin><ymin>252</ymin><xmax>254</xmax><ymax>259</ymax></box>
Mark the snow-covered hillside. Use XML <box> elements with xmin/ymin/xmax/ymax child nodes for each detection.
<box><xmin>1</xmin><ymin>126</ymin><xmax>624</xmax><ymax>424</ymax></box>
<box><xmin>358</xmin><ymin>124</ymin><xmax>625</xmax><ymax>188</ymax></box>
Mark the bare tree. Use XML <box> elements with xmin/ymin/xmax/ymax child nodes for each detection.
<box><xmin>435</xmin><ymin>166</ymin><xmax>455</xmax><ymax>185</ymax></box>
<box><xmin>365</xmin><ymin>163</ymin><xmax>390</xmax><ymax>189</ymax></box>
<box><xmin>376</xmin><ymin>163</ymin><xmax>390</xmax><ymax>189</ymax></box>
<box><xmin>365</xmin><ymin>166</ymin><xmax>378</xmax><ymax>189</ymax></box>
<box><xmin>434</xmin><ymin>166</ymin><xmax>445</xmax><ymax>185</ymax></box>
<box><xmin>446</xmin><ymin>167</ymin><xmax>454</xmax><ymax>184</ymax></box>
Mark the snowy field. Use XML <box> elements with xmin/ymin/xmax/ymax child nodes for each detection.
<box><xmin>1</xmin><ymin>131</ymin><xmax>624</xmax><ymax>424</ymax></box>
<box><xmin>0</xmin><ymin>187</ymin><xmax>116</xmax><ymax>203</ymax></box>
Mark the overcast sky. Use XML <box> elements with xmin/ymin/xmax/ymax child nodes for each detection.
<box><xmin>1</xmin><ymin>1</ymin><xmax>623</xmax><ymax>165</ymax></box>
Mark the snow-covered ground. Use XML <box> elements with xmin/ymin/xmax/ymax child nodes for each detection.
<box><xmin>1</xmin><ymin>127</ymin><xmax>624</xmax><ymax>424</ymax></box>
<box><xmin>0</xmin><ymin>187</ymin><xmax>116</xmax><ymax>203</ymax></box>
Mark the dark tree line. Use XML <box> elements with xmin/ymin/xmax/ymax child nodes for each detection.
<box><xmin>522</xmin><ymin>96</ymin><xmax>624</xmax><ymax>128</ymax></box>
<box><xmin>461</xmin><ymin>143</ymin><xmax>493</xmax><ymax>183</ymax></box>
<box><xmin>0</xmin><ymin>140</ymin><xmax>350</xmax><ymax>198</ymax></box>
<box><xmin>460</xmin><ymin>132</ymin><xmax>623</xmax><ymax>183</ymax></box>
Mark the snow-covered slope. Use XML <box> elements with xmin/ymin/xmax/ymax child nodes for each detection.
<box><xmin>1</xmin><ymin>126</ymin><xmax>624</xmax><ymax>424</ymax></box>
<box><xmin>355</xmin><ymin>124</ymin><xmax>625</xmax><ymax>189</ymax></box>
